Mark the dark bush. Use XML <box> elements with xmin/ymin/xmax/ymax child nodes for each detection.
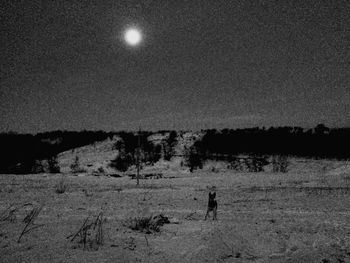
<box><xmin>162</xmin><ymin>131</ymin><xmax>177</xmax><ymax>161</ymax></box>
<box><xmin>48</xmin><ymin>156</ymin><xmax>60</xmax><ymax>173</ymax></box>
<box><xmin>127</xmin><ymin>214</ymin><xmax>170</xmax><ymax>233</ymax></box>
<box><xmin>272</xmin><ymin>155</ymin><xmax>289</xmax><ymax>173</ymax></box>
<box><xmin>228</xmin><ymin>156</ymin><xmax>268</xmax><ymax>172</ymax></box>
<box><xmin>32</xmin><ymin>160</ymin><xmax>45</xmax><ymax>173</ymax></box>
<box><xmin>228</xmin><ymin>157</ymin><xmax>245</xmax><ymax>171</ymax></box>
<box><xmin>185</xmin><ymin>143</ymin><xmax>204</xmax><ymax>172</ymax></box>
<box><xmin>109</xmin><ymin>153</ymin><xmax>134</xmax><ymax>172</ymax></box>
<box><xmin>245</xmin><ymin>156</ymin><xmax>269</xmax><ymax>172</ymax></box>
<box><xmin>70</xmin><ymin>156</ymin><xmax>86</xmax><ymax>173</ymax></box>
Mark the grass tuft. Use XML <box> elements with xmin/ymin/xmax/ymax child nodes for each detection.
<box><xmin>55</xmin><ymin>176</ymin><xmax>68</xmax><ymax>194</ymax></box>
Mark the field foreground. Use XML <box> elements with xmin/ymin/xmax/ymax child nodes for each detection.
<box><xmin>1</xmin><ymin>161</ymin><xmax>350</xmax><ymax>263</ymax></box>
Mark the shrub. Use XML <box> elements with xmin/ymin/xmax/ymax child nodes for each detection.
<box><xmin>55</xmin><ymin>176</ymin><xmax>67</xmax><ymax>194</ymax></box>
<box><xmin>228</xmin><ymin>156</ymin><xmax>268</xmax><ymax>172</ymax></box>
<box><xmin>93</xmin><ymin>166</ymin><xmax>105</xmax><ymax>177</ymax></box>
<box><xmin>70</xmin><ymin>156</ymin><xmax>86</xmax><ymax>173</ymax></box>
<box><xmin>245</xmin><ymin>155</ymin><xmax>269</xmax><ymax>172</ymax></box>
<box><xmin>272</xmin><ymin>155</ymin><xmax>289</xmax><ymax>173</ymax></box>
<box><xmin>185</xmin><ymin>145</ymin><xmax>203</xmax><ymax>172</ymax></box>
<box><xmin>162</xmin><ymin>131</ymin><xmax>177</xmax><ymax>161</ymax></box>
<box><xmin>109</xmin><ymin>153</ymin><xmax>134</xmax><ymax>172</ymax></box>
<box><xmin>31</xmin><ymin>160</ymin><xmax>45</xmax><ymax>173</ymax></box>
<box><xmin>126</xmin><ymin>214</ymin><xmax>169</xmax><ymax>234</ymax></box>
<box><xmin>228</xmin><ymin>157</ymin><xmax>245</xmax><ymax>171</ymax></box>
<box><xmin>97</xmin><ymin>166</ymin><xmax>105</xmax><ymax>174</ymax></box>
<box><xmin>48</xmin><ymin>156</ymin><xmax>60</xmax><ymax>173</ymax></box>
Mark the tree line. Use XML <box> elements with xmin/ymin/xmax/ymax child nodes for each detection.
<box><xmin>0</xmin><ymin>130</ymin><xmax>113</xmax><ymax>174</ymax></box>
<box><xmin>1</xmin><ymin>124</ymin><xmax>349</xmax><ymax>174</ymax></box>
<box><xmin>193</xmin><ymin>124</ymin><xmax>350</xmax><ymax>160</ymax></box>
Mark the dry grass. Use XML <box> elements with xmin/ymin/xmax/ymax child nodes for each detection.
<box><xmin>0</xmin><ymin>204</ymin><xmax>17</xmax><ymax>222</ymax></box>
<box><xmin>67</xmin><ymin>212</ymin><xmax>104</xmax><ymax>250</ymax></box>
<box><xmin>18</xmin><ymin>204</ymin><xmax>44</xmax><ymax>243</ymax></box>
<box><xmin>0</xmin><ymin>203</ymin><xmax>32</xmax><ymax>223</ymax></box>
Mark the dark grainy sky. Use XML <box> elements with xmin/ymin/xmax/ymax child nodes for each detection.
<box><xmin>1</xmin><ymin>0</ymin><xmax>349</xmax><ymax>133</ymax></box>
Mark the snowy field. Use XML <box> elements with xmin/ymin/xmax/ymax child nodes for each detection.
<box><xmin>1</xmin><ymin>158</ymin><xmax>350</xmax><ymax>263</ymax></box>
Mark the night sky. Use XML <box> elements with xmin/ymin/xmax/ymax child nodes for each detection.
<box><xmin>1</xmin><ymin>0</ymin><xmax>349</xmax><ymax>133</ymax></box>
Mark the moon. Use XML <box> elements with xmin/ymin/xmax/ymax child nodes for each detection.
<box><xmin>124</xmin><ymin>28</ymin><xmax>142</xmax><ymax>46</ymax></box>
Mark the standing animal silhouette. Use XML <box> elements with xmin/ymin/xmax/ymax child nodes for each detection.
<box><xmin>205</xmin><ymin>188</ymin><xmax>217</xmax><ymax>220</ymax></box>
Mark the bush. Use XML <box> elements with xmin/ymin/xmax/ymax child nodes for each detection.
<box><xmin>109</xmin><ymin>153</ymin><xmax>134</xmax><ymax>172</ymax></box>
<box><xmin>228</xmin><ymin>156</ymin><xmax>268</xmax><ymax>172</ymax></box>
<box><xmin>245</xmin><ymin>156</ymin><xmax>269</xmax><ymax>172</ymax></box>
<box><xmin>48</xmin><ymin>156</ymin><xmax>60</xmax><ymax>173</ymax></box>
<box><xmin>29</xmin><ymin>160</ymin><xmax>45</xmax><ymax>173</ymax></box>
<box><xmin>228</xmin><ymin>157</ymin><xmax>245</xmax><ymax>171</ymax></box>
<box><xmin>162</xmin><ymin>131</ymin><xmax>177</xmax><ymax>161</ymax></box>
<box><xmin>126</xmin><ymin>214</ymin><xmax>169</xmax><ymax>234</ymax></box>
<box><xmin>55</xmin><ymin>176</ymin><xmax>67</xmax><ymax>194</ymax></box>
<box><xmin>97</xmin><ymin>166</ymin><xmax>105</xmax><ymax>174</ymax></box>
<box><xmin>185</xmin><ymin>144</ymin><xmax>203</xmax><ymax>172</ymax></box>
<box><xmin>272</xmin><ymin>155</ymin><xmax>289</xmax><ymax>173</ymax></box>
<box><xmin>70</xmin><ymin>156</ymin><xmax>86</xmax><ymax>173</ymax></box>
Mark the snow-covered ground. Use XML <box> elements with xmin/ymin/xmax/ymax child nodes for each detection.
<box><xmin>1</xmin><ymin>136</ymin><xmax>350</xmax><ymax>262</ymax></box>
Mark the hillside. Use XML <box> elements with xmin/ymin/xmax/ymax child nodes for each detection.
<box><xmin>55</xmin><ymin>131</ymin><xmax>350</xmax><ymax>178</ymax></box>
<box><xmin>57</xmin><ymin>131</ymin><xmax>201</xmax><ymax>175</ymax></box>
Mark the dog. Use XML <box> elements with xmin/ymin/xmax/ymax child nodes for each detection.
<box><xmin>204</xmin><ymin>188</ymin><xmax>217</xmax><ymax>220</ymax></box>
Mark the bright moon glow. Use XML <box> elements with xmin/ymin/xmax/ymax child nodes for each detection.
<box><xmin>124</xmin><ymin>28</ymin><xmax>142</xmax><ymax>46</ymax></box>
